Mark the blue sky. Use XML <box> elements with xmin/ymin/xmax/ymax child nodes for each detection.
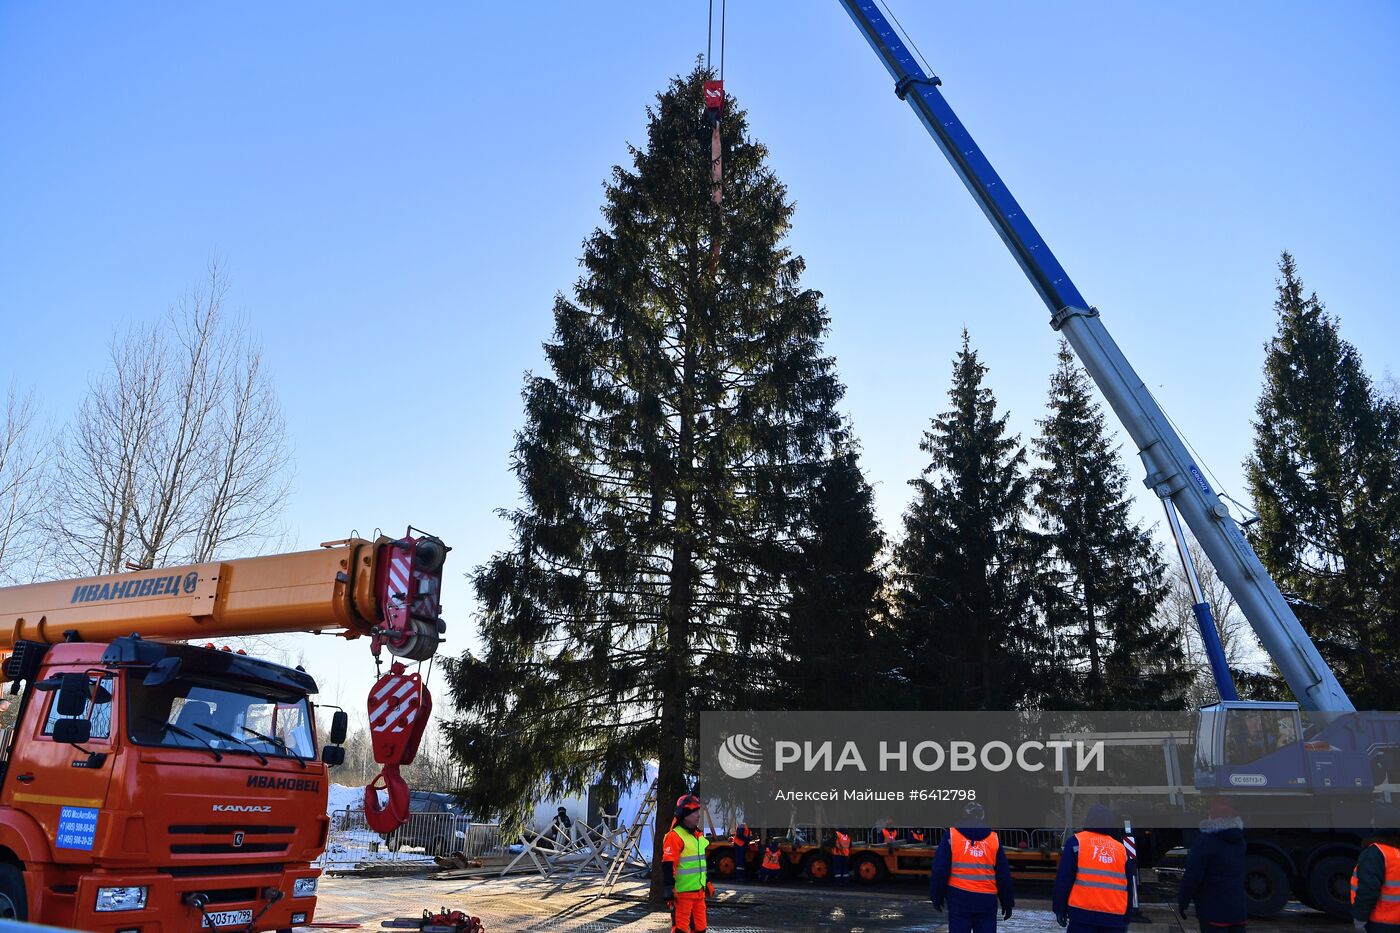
<box><xmin>2</xmin><ymin>2</ymin><xmax>1397</xmax><ymax>717</ymax></box>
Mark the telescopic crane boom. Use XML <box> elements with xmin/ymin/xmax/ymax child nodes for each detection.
<box><xmin>0</xmin><ymin>533</ymin><xmax>447</xmax><ymax>662</ymax></box>
<box><xmin>837</xmin><ymin>0</ymin><xmax>1353</xmax><ymax>712</ymax></box>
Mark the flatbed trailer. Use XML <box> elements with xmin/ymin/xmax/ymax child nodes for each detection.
<box><xmin>705</xmin><ymin>829</ymin><xmax>1063</xmax><ymax>884</ymax></box>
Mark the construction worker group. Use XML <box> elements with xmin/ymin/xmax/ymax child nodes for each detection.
<box><xmin>667</xmin><ymin>795</ymin><xmax>1400</xmax><ymax>933</ymax></box>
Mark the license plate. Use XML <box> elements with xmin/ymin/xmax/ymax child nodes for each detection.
<box><xmin>202</xmin><ymin>908</ymin><xmax>254</xmax><ymax>927</ymax></box>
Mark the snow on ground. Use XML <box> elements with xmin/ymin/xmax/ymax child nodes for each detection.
<box><xmin>320</xmin><ymin>783</ymin><xmax>431</xmax><ymax>868</ymax></box>
<box><xmin>327</xmin><ymin>782</ymin><xmax>368</xmax><ymax>814</ymax></box>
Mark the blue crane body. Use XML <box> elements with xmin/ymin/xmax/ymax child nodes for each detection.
<box><xmin>834</xmin><ymin>0</ymin><xmax>1398</xmax><ymax>799</ymax></box>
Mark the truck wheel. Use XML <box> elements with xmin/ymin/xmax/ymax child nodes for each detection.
<box><xmin>0</xmin><ymin>864</ymin><xmax>27</xmax><ymax>921</ymax></box>
<box><xmin>1305</xmin><ymin>855</ymin><xmax>1357</xmax><ymax>920</ymax></box>
<box><xmin>710</xmin><ymin>848</ymin><xmax>737</xmax><ymax>879</ymax></box>
<box><xmin>804</xmin><ymin>852</ymin><xmax>832</xmax><ymax>882</ymax></box>
<box><xmin>851</xmin><ymin>853</ymin><xmax>886</xmax><ymax>884</ymax></box>
<box><xmin>1243</xmin><ymin>853</ymin><xmax>1289</xmax><ymax>918</ymax></box>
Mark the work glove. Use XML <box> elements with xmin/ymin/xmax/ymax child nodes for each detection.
<box><xmin>663</xmin><ymin>886</ymin><xmax>675</xmax><ymax>909</ymax></box>
<box><xmin>1002</xmin><ymin>907</ymin><xmax>1012</xmax><ymax>921</ymax></box>
<box><xmin>705</xmin><ymin>882</ymin><xmax>715</xmax><ymax>898</ymax></box>
<box><xmin>930</xmin><ymin>901</ymin><xmax>944</xmax><ymax>913</ymax></box>
<box><xmin>1055</xmin><ymin>913</ymin><xmax>1068</xmax><ymax>928</ymax></box>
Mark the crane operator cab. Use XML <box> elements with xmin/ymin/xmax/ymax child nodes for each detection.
<box><xmin>1195</xmin><ymin>701</ymin><xmax>1400</xmax><ymax>795</ymax></box>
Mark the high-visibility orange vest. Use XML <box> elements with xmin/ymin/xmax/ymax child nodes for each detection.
<box><xmin>762</xmin><ymin>845</ymin><xmax>782</xmax><ymax>870</ymax></box>
<box><xmin>881</xmin><ymin>828</ymin><xmax>897</xmax><ymax>844</ymax></box>
<box><xmin>833</xmin><ymin>831</ymin><xmax>850</xmax><ymax>856</ymax></box>
<box><xmin>947</xmin><ymin>827</ymin><xmax>999</xmax><ymax>895</ymax></box>
<box><xmin>1068</xmin><ymin>831</ymin><xmax>1128</xmax><ymax>915</ymax></box>
<box><xmin>1352</xmin><ymin>842</ymin><xmax>1400</xmax><ymax>925</ymax></box>
<box><xmin>909</xmin><ymin>830</ymin><xmax>926</xmax><ymax>844</ymax></box>
<box><xmin>730</xmin><ymin>828</ymin><xmax>751</xmax><ymax>849</ymax></box>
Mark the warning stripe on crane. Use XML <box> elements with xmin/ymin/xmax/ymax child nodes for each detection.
<box><xmin>387</xmin><ymin>551</ymin><xmax>411</xmax><ymax>598</ymax></box>
<box><xmin>414</xmin><ymin>574</ymin><xmax>440</xmax><ymax>619</ymax></box>
<box><xmin>370</xmin><ymin>672</ymin><xmax>422</xmax><ymax>734</ymax></box>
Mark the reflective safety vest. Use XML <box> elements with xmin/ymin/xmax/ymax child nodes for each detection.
<box><xmin>909</xmin><ymin>830</ymin><xmax>926</xmax><ymax>844</ymax></box>
<box><xmin>833</xmin><ymin>831</ymin><xmax>850</xmax><ymax>857</ymax></box>
<box><xmin>1352</xmin><ymin>842</ymin><xmax>1400</xmax><ymax>925</ymax></box>
<box><xmin>1068</xmin><ymin>831</ymin><xmax>1128</xmax><ymax>915</ymax></box>
<box><xmin>881</xmin><ymin>828</ymin><xmax>897</xmax><ymax>844</ymax></box>
<box><xmin>762</xmin><ymin>845</ymin><xmax>782</xmax><ymax>870</ymax></box>
<box><xmin>667</xmin><ymin>828</ymin><xmax>710</xmax><ymax>893</ymax></box>
<box><xmin>948</xmin><ymin>827</ymin><xmax>999</xmax><ymax>895</ymax></box>
<box><xmin>730</xmin><ymin>828</ymin><xmax>751</xmax><ymax>850</ymax></box>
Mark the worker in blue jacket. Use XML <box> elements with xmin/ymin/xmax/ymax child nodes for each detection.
<box><xmin>1177</xmin><ymin>798</ymin><xmax>1247</xmax><ymax>932</ymax></box>
<box><xmin>1051</xmin><ymin>804</ymin><xmax>1136</xmax><ymax>932</ymax></box>
<box><xmin>930</xmin><ymin>802</ymin><xmax>1014</xmax><ymax>933</ymax></box>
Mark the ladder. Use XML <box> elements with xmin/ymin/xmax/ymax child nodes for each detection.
<box><xmin>603</xmin><ymin>778</ymin><xmax>656</xmax><ymax>892</ymax></box>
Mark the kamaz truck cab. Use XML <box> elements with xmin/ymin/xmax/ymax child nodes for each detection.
<box><xmin>0</xmin><ymin>634</ymin><xmax>347</xmax><ymax>930</ymax></box>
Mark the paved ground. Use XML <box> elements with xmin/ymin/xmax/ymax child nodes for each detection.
<box><xmin>309</xmin><ymin>872</ymin><xmax>1351</xmax><ymax>932</ymax></box>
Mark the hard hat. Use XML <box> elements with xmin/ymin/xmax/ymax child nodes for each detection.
<box><xmin>674</xmin><ymin>794</ymin><xmax>702</xmax><ymax>817</ymax></box>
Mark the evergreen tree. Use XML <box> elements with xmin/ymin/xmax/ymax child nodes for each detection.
<box><xmin>890</xmin><ymin>331</ymin><xmax>1041</xmax><ymax>709</ymax></box>
<box><xmin>1246</xmin><ymin>252</ymin><xmax>1400</xmax><ymax>707</ymax></box>
<box><xmin>441</xmin><ymin>66</ymin><xmax>849</xmax><ymax>890</ymax></box>
<box><xmin>781</xmin><ymin>444</ymin><xmax>892</xmax><ymax>710</ymax></box>
<box><xmin>1032</xmin><ymin>341</ymin><xmax>1188</xmax><ymax>709</ymax></box>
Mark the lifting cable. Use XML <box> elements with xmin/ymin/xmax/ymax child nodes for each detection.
<box><xmin>704</xmin><ymin>0</ymin><xmax>727</xmax><ymax>274</ymax></box>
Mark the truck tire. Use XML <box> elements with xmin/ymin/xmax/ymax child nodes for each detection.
<box><xmin>803</xmin><ymin>851</ymin><xmax>832</xmax><ymax>882</ymax></box>
<box><xmin>1243</xmin><ymin>853</ymin><xmax>1290</xmax><ymax>918</ymax></box>
<box><xmin>709</xmin><ymin>847</ymin><xmax>737</xmax><ymax>880</ymax></box>
<box><xmin>0</xmin><ymin>864</ymin><xmax>27</xmax><ymax>921</ymax></box>
<box><xmin>1305</xmin><ymin>855</ymin><xmax>1357</xmax><ymax>920</ymax></box>
<box><xmin>851</xmin><ymin>853</ymin><xmax>886</xmax><ymax>884</ymax></box>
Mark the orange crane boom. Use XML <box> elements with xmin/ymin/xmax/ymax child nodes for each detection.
<box><xmin>0</xmin><ymin>533</ymin><xmax>447</xmax><ymax>661</ymax></box>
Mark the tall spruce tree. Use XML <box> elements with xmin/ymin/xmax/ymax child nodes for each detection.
<box><xmin>890</xmin><ymin>331</ymin><xmax>1041</xmax><ymax>709</ymax></box>
<box><xmin>1246</xmin><ymin>252</ymin><xmax>1400</xmax><ymax>707</ymax></box>
<box><xmin>1032</xmin><ymin>341</ymin><xmax>1188</xmax><ymax>709</ymax></box>
<box><xmin>781</xmin><ymin>444</ymin><xmax>892</xmax><ymax>710</ymax></box>
<box><xmin>442</xmin><ymin>67</ymin><xmax>849</xmax><ymax>888</ymax></box>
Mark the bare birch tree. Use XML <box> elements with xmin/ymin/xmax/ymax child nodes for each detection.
<box><xmin>0</xmin><ymin>388</ymin><xmax>49</xmax><ymax>584</ymax></box>
<box><xmin>47</xmin><ymin>262</ymin><xmax>291</xmax><ymax>575</ymax></box>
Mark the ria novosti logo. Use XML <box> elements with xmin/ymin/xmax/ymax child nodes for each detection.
<box><xmin>718</xmin><ymin>733</ymin><xmax>763</xmax><ymax>779</ymax></box>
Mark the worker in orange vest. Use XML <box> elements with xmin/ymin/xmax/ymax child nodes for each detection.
<box><xmin>1352</xmin><ymin>830</ymin><xmax>1400</xmax><ymax>932</ymax></box>
<box><xmin>908</xmin><ymin>828</ymin><xmax>927</xmax><ymax>845</ymax></box>
<box><xmin>880</xmin><ymin>821</ymin><xmax>899</xmax><ymax>849</ymax></box>
<box><xmin>832</xmin><ymin>827</ymin><xmax>852</xmax><ymax>884</ymax></box>
<box><xmin>760</xmin><ymin>836</ymin><xmax>783</xmax><ymax>884</ymax></box>
<box><xmin>930</xmin><ymin>803</ymin><xmax>1014</xmax><ymax>933</ymax></box>
<box><xmin>661</xmin><ymin>794</ymin><xmax>713</xmax><ymax>933</ymax></box>
<box><xmin>1051</xmin><ymin>804</ymin><xmax>1135</xmax><ymax>932</ymax></box>
<box><xmin>729</xmin><ymin>822</ymin><xmax>754</xmax><ymax>879</ymax></box>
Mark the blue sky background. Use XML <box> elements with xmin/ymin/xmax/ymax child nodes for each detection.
<box><xmin>2</xmin><ymin>2</ymin><xmax>1397</xmax><ymax>719</ymax></box>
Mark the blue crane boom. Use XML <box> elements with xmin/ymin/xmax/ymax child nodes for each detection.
<box><xmin>836</xmin><ymin>0</ymin><xmax>1354</xmax><ymax>713</ymax></box>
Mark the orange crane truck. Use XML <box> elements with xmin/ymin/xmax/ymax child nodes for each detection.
<box><xmin>0</xmin><ymin>529</ymin><xmax>448</xmax><ymax>931</ymax></box>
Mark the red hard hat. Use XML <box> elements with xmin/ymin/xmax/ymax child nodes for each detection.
<box><xmin>674</xmin><ymin>794</ymin><xmax>701</xmax><ymax>816</ymax></box>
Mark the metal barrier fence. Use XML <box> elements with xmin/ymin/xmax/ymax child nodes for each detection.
<box><xmin>318</xmin><ymin>808</ymin><xmax>504</xmax><ymax>871</ymax></box>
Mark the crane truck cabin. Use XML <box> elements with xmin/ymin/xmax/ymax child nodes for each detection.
<box><xmin>0</xmin><ymin>529</ymin><xmax>448</xmax><ymax>931</ymax></box>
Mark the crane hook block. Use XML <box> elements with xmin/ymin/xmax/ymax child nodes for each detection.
<box><xmin>363</xmin><ymin>662</ymin><xmax>433</xmax><ymax>833</ymax></box>
<box><xmin>704</xmin><ymin>80</ymin><xmax>724</xmax><ymax>113</ymax></box>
